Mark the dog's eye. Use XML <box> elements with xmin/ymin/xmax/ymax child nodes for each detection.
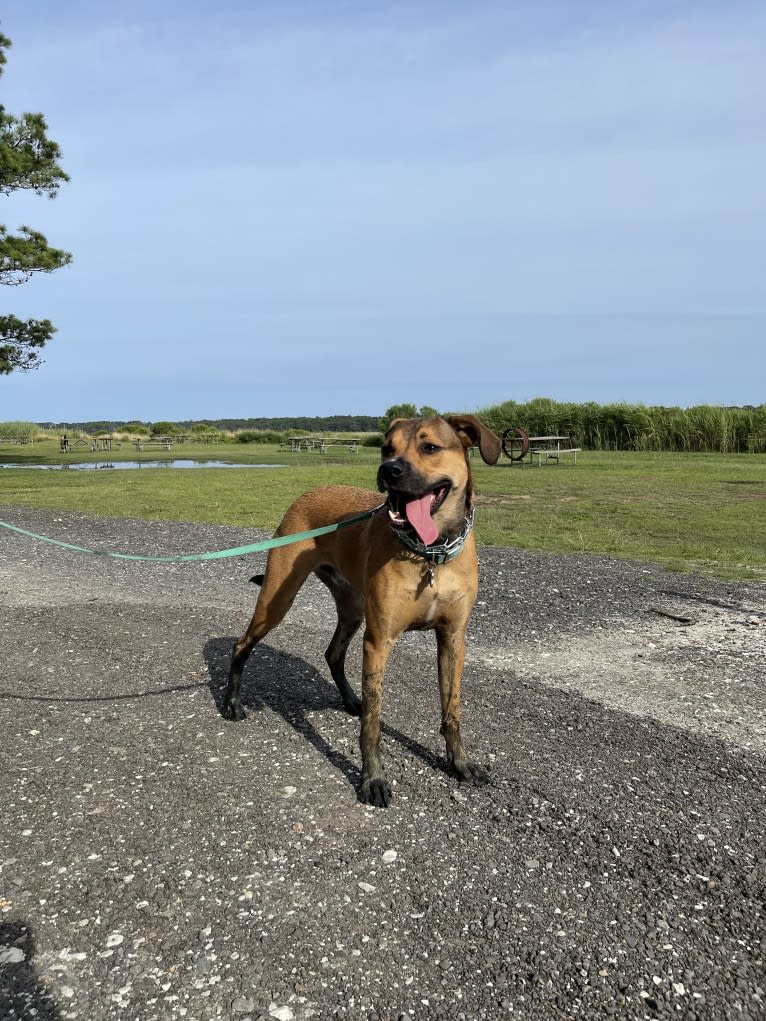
<box><xmin>421</xmin><ymin>442</ymin><xmax>441</xmax><ymax>454</ymax></box>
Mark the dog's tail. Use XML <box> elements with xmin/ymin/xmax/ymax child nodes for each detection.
<box><xmin>249</xmin><ymin>574</ymin><xmax>265</xmax><ymax>586</ymax></box>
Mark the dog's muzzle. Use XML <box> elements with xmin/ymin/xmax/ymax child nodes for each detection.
<box><xmin>377</xmin><ymin>458</ymin><xmax>407</xmax><ymax>492</ymax></box>
<box><xmin>377</xmin><ymin>459</ymin><xmax>451</xmax><ymax>546</ymax></box>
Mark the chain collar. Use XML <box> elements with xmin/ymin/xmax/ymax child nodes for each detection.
<box><xmin>393</xmin><ymin>505</ymin><xmax>475</xmax><ymax>565</ymax></box>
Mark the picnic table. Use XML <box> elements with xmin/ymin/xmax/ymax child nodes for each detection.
<box><xmin>502</xmin><ymin>428</ymin><xmax>581</xmax><ymax>466</ymax></box>
<box><xmin>280</xmin><ymin>437</ymin><xmax>359</xmax><ymax>454</ymax></box>
<box><xmin>135</xmin><ymin>437</ymin><xmax>173</xmax><ymax>451</ymax></box>
<box><xmin>281</xmin><ymin>436</ymin><xmax>317</xmax><ymax>452</ymax></box>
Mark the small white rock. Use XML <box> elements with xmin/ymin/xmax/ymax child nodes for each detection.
<box><xmin>382</xmin><ymin>850</ymin><xmax>398</xmax><ymax>864</ymax></box>
<box><xmin>269</xmin><ymin>1006</ymin><xmax>294</xmax><ymax>1021</ymax></box>
<box><xmin>358</xmin><ymin>881</ymin><xmax>376</xmax><ymax>894</ymax></box>
<box><xmin>106</xmin><ymin>933</ymin><xmax>124</xmax><ymax>948</ymax></box>
<box><xmin>0</xmin><ymin>947</ymin><xmax>25</xmax><ymax>964</ymax></box>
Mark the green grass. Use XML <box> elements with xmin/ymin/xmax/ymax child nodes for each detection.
<box><xmin>473</xmin><ymin>452</ymin><xmax>766</xmax><ymax>580</ymax></box>
<box><xmin>1</xmin><ymin>440</ymin><xmax>764</xmax><ymax>580</ymax></box>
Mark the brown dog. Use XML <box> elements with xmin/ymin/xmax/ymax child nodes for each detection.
<box><xmin>223</xmin><ymin>415</ymin><xmax>502</xmax><ymax>807</ymax></box>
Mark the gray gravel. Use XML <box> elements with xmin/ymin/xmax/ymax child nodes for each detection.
<box><xmin>1</xmin><ymin>502</ymin><xmax>764</xmax><ymax>1020</ymax></box>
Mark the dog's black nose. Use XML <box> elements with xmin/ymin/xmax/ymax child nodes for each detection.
<box><xmin>377</xmin><ymin>458</ymin><xmax>406</xmax><ymax>491</ymax></box>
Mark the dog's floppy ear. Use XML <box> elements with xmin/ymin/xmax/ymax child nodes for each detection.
<box><xmin>445</xmin><ymin>415</ymin><xmax>502</xmax><ymax>465</ymax></box>
<box><xmin>384</xmin><ymin>417</ymin><xmax>408</xmax><ymax>439</ymax></box>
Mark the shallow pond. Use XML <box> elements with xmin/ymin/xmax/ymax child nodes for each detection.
<box><xmin>0</xmin><ymin>460</ymin><xmax>288</xmax><ymax>471</ymax></box>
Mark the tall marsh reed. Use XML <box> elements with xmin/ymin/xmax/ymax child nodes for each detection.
<box><xmin>478</xmin><ymin>399</ymin><xmax>766</xmax><ymax>453</ymax></box>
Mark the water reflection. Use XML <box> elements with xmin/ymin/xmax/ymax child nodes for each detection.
<box><xmin>0</xmin><ymin>460</ymin><xmax>288</xmax><ymax>471</ymax></box>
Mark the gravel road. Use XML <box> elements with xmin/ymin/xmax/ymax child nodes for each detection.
<box><xmin>1</xmin><ymin>502</ymin><xmax>764</xmax><ymax>1020</ymax></box>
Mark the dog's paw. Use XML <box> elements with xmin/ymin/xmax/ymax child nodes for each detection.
<box><xmin>343</xmin><ymin>694</ymin><xmax>363</xmax><ymax>717</ymax></box>
<box><xmin>359</xmin><ymin>777</ymin><xmax>393</xmax><ymax>808</ymax></box>
<box><xmin>455</xmin><ymin>760</ymin><xmax>490</xmax><ymax>786</ymax></box>
<box><xmin>222</xmin><ymin>701</ymin><xmax>246</xmax><ymax>722</ymax></box>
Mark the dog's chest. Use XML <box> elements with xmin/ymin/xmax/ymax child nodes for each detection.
<box><xmin>421</xmin><ymin>591</ymin><xmax>441</xmax><ymax>625</ymax></box>
<box><xmin>404</xmin><ymin>562</ymin><xmax>474</xmax><ymax>630</ymax></box>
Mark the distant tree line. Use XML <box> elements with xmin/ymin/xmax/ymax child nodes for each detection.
<box><xmin>30</xmin><ymin>401</ymin><xmax>766</xmax><ymax>453</ymax></box>
<box><xmin>193</xmin><ymin>415</ymin><xmax>381</xmax><ymax>433</ymax></box>
<box><xmin>37</xmin><ymin>414</ymin><xmax>381</xmax><ymax>434</ymax></box>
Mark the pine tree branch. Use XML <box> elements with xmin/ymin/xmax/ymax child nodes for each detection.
<box><xmin>0</xmin><ymin>314</ymin><xmax>56</xmax><ymax>374</ymax></box>
<box><xmin>0</xmin><ymin>224</ymin><xmax>72</xmax><ymax>284</ymax></box>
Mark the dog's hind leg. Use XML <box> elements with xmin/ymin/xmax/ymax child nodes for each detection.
<box><xmin>223</xmin><ymin>550</ymin><xmax>316</xmax><ymax>721</ymax></box>
<box><xmin>315</xmin><ymin>565</ymin><xmax>364</xmax><ymax>716</ymax></box>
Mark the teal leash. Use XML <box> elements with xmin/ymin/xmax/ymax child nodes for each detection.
<box><xmin>0</xmin><ymin>503</ymin><xmax>387</xmax><ymax>563</ymax></box>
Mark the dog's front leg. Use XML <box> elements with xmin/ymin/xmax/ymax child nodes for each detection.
<box><xmin>436</xmin><ymin>625</ymin><xmax>489</xmax><ymax>786</ymax></box>
<box><xmin>359</xmin><ymin>628</ymin><xmax>395</xmax><ymax>808</ymax></box>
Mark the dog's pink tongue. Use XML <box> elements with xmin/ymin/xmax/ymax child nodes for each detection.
<box><xmin>405</xmin><ymin>494</ymin><xmax>439</xmax><ymax>545</ymax></box>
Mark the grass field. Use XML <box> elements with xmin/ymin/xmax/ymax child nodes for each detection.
<box><xmin>1</xmin><ymin>438</ymin><xmax>764</xmax><ymax>580</ymax></box>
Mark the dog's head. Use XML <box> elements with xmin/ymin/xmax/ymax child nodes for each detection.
<box><xmin>377</xmin><ymin>415</ymin><xmax>501</xmax><ymax>545</ymax></box>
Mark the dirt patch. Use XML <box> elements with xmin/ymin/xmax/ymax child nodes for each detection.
<box><xmin>474</xmin><ymin>593</ymin><xmax>765</xmax><ymax>752</ymax></box>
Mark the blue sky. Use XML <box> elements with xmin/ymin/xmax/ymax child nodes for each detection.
<box><xmin>1</xmin><ymin>0</ymin><xmax>764</xmax><ymax>423</ymax></box>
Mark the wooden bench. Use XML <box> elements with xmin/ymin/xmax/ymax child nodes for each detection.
<box><xmin>135</xmin><ymin>440</ymin><xmax>173</xmax><ymax>451</ymax></box>
<box><xmin>319</xmin><ymin>440</ymin><xmax>359</xmax><ymax>454</ymax></box>
<box><xmin>280</xmin><ymin>438</ymin><xmax>359</xmax><ymax>454</ymax></box>
<box><xmin>530</xmin><ymin>446</ymin><xmax>581</xmax><ymax>466</ymax></box>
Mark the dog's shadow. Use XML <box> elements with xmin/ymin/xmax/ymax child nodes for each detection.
<box><xmin>204</xmin><ymin>637</ymin><xmax>450</xmax><ymax>793</ymax></box>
